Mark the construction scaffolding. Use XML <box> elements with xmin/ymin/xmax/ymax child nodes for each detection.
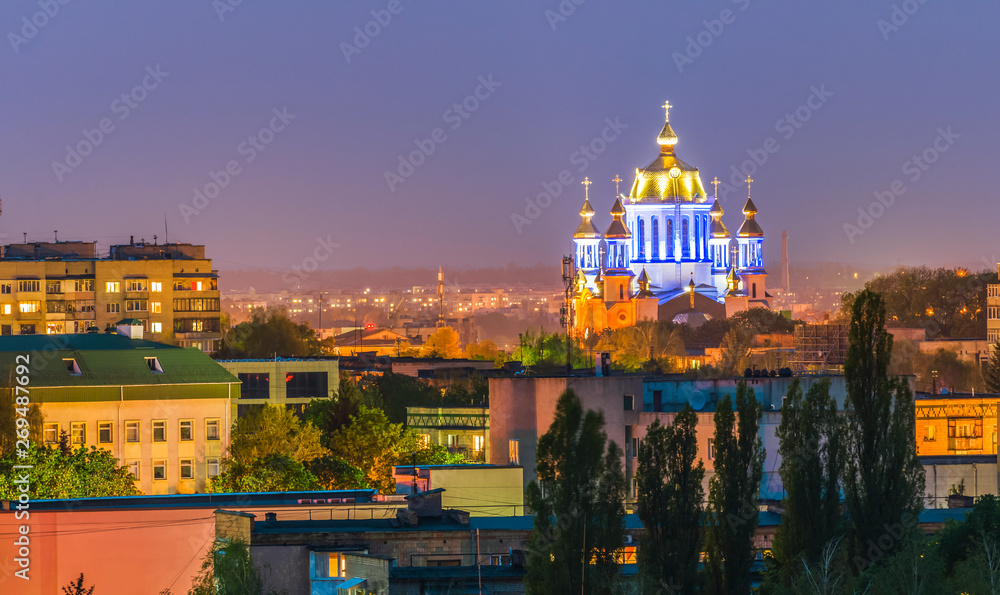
<box><xmin>791</xmin><ymin>324</ymin><xmax>849</xmax><ymax>374</ymax></box>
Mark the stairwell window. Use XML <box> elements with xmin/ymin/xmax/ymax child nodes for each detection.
<box><xmin>708</xmin><ymin>438</ymin><xmax>715</xmax><ymax>460</ymax></box>
<box><xmin>508</xmin><ymin>439</ymin><xmax>520</xmax><ymax>465</ymax></box>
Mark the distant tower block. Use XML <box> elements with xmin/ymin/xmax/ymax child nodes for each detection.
<box><xmin>781</xmin><ymin>230</ymin><xmax>789</xmax><ymax>291</ymax></box>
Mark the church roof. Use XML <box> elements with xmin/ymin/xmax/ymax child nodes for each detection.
<box><xmin>709</xmin><ymin>199</ymin><xmax>729</xmax><ymax>238</ymax></box>
<box><xmin>738</xmin><ymin>197</ymin><xmax>764</xmax><ymax>237</ymax></box>
<box><xmin>636</xmin><ymin>268</ymin><xmax>654</xmax><ymax>298</ymax></box>
<box><xmin>629</xmin><ymin>103</ymin><xmax>708</xmax><ymax>204</ymax></box>
<box><xmin>573</xmin><ymin>198</ymin><xmax>601</xmax><ymax>239</ymax></box>
<box><xmin>605</xmin><ymin>197</ymin><xmax>631</xmax><ymax>239</ymax></box>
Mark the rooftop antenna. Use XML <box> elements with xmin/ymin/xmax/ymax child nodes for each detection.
<box><xmin>164</xmin><ymin>215</ymin><xmax>168</xmax><ymax>245</ymax></box>
<box><xmin>54</xmin><ymin>230</ymin><xmax>58</xmax><ymax>242</ymax></box>
<box><xmin>153</xmin><ymin>235</ymin><xmax>158</xmax><ymax>245</ymax></box>
<box><xmin>22</xmin><ymin>233</ymin><xmax>26</xmax><ymax>243</ymax></box>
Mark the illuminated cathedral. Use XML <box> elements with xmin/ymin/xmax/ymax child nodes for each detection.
<box><xmin>571</xmin><ymin>101</ymin><xmax>769</xmax><ymax>334</ymax></box>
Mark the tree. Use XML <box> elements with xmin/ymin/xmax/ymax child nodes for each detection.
<box><xmin>210</xmin><ymin>405</ymin><xmax>328</xmax><ymax>493</ymax></box>
<box><xmin>985</xmin><ymin>342</ymin><xmax>1000</xmax><ymax>394</ymax></box>
<box><xmin>214</xmin><ymin>307</ymin><xmax>320</xmax><ymax>358</ymax></box>
<box><xmin>718</xmin><ymin>326</ymin><xmax>753</xmax><ymax>376</ymax></box>
<box><xmin>770</xmin><ymin>379</ymin><xmax>844</xmax><ymax>588</ymax></box>
<box><xmin>842</xmin><ymin>289</ymin><xmax>925</xmax><ymax>569</ymax></box>
<box><xmin>0</xmin><ymin>442</ymin><xmax>142</xmax><ymax>499</ymax></box>
<box><xmin>466</xmin><ymin>339</ymin><xmax>499</xmax><ymax>361</ymax></box>
<box><xmin>636</xmin><ymin>407</ymin><xmax>705</xmax><ymax>593</ymax></box>
<box><xmin>705</xmin><ymin>383</ymin><xmax>765</xmax><ymax>595</ymax></box>
<box><xmin>327</xmin><ymin>406</ymin><xmax>416</xmax><ymax>494</ymax></box>
<box><xmin>61</xmin><ymin>573</ymin><xmax>95</xmax><ymax>595</ymax></box>
<box><xmin>524</xmin><ymin>390</ymin><xmax>626</xmax><ymax>594</ymax></box>
<box><xmin>421</xmin><ymin>326</ymin><xmax>463</xmax><ymax>358</ymax></box>
<box><xmin>0</xmin><ymin>390</ymin><xmax>42</xmax><ymax>459</ymax></box>
<box><xmin>188</xmin><ymin>539</ymin><xmax>284</xmax><ymax>595</ymax></box>
<box><xmin>228</xmin><ymin>405</ymin><xmax>326</xmax><ymax>467</ymax></box>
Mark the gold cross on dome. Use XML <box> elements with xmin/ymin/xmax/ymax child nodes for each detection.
<box><xmin>745</xmin><ymin>175</ymin><xmax>754</xmax><ymax>197</ymax></box>
<box><xmin>711</xmin><ymin>176</ymin><xmax>720</xmax><ymax>198</ymax></box>
<box><xmin>612</xmin><ymin>174</ymin><xmax>622</xmax><ymax>196</ymax></box>
<box><xmin>581</xmin><ymin>176</ymin><xmax>592</xmax><ymax>200</ymax></box>
<box><xmin>662</xmin><ymin>100</ymin><xmax>672</xmax><ymax>121</ymax></box>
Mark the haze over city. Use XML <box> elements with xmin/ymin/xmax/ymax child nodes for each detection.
<box><xmin>2</xmin><ymin>1</ymin><xmax>997</xmax><ymax>276</ymax></box>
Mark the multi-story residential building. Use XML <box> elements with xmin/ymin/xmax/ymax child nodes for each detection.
<box><xmin>406</xmin><ymin>406</ymin><xmax>489</xmax><ymax>461</ymax></box>
<box><xmin>0</xmin><ymin>240</ymin><xmax>221</xmax><ymax>352</ymax></box>
<box><xmin>988</xmin><ymin>263</ymin><xmax>1000</xmax><ymax>345</ymax></box>
<box><xmin>216</xmin><ymin>358</ymin><xmax>339</xmax><ymax>418</ymax></box>
<box><xmin>0</xmin><ymin>326</ymin><xmax>239</xmax><ymax>494</ymax></box>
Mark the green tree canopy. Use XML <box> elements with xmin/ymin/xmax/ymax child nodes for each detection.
<box><xmin>187</xmin><ymin>539</ymin><xmax>284</xmax><ymax>595</ymax></box>
<box><xmin>524</xmin><ymin>389</ymin><xmax>626</xmax><ymax>595</ymax></box>
<box><xmin>636</xmin><ymin>407</ymin><xmax>705</xmax><ymax>593</ymax></box>
<box><xmin>0</xmin><ymin>438</ymin><xmax>142</xmax><ymax>499</ymax></box>
<box><xmin>327</xmin><ymin>406</ymin><xmax>417</xmax><ymax>494</ymax></box>
<box><xmin>215</xmin><ymin>307</ymin><xmax>320</xmax><ymax>358</ymax></box>
<box><xmin>842</xmin><ymin>289</ymin><xmax>925</xmax><ymax>568</ymax></box>
<box><xmin>705</xmin><ymin>383</ymin><xmax>765</xmax><ymax>595</ymax></box>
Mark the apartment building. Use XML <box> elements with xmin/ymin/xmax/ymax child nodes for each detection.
<box><xmin>216</xmin><ymin>358</ymin><xmax>339</xmax><ymax>419</ymax></box>
<box><xmin>0</xmin><ymin>327</ymin><xmax>239</xmax><ymax>494</ymax></box>
<box><xmin>988</xmin><ymin>263</ymin><xmax>1000</xmax><ymax>346</ymax></box>
<box><xmin>0</xmin><ymin>240</ymin><xmax>221</xmax><ymax>352</ymax></box>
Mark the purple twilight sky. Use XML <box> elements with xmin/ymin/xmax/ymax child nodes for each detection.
<box><xmin>1</xmin><ymin>1</ymin><xmax>997</xmax><ymax>276</ymax></box>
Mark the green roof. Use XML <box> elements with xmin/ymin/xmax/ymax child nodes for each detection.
<box><xmin>0</xmin><ymin>334</ymin><xmax>239</xmax><ymax>388</ymax></box>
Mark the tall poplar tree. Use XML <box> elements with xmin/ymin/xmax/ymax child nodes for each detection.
<box><xmin>524</xmin><ymin>390</ymin><xmax>626</xmax><ymax>595</ymax></box>
<box><xmin>636</xmin><ymin>406</ymin><xmax>705</xmax><ymax>593</ymax></box>
<box><xmin>842</xmin><ymin>289</ymin><xmax>925</xmax><ymax>567</ymax></box>
<box><xmin>705</xmin><ymin>382</ymin><xmax>765</xmax><ymax>595</ymax></box>
<box><xmin>770</xmin><ymin>378</ymin><xmax>844</xmax><ymax>586</ymax></box>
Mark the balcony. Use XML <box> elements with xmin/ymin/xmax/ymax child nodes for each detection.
<box><xmin>949</xmin><ymin>437</ymin><xmax>983</xmax><ymax>451</ymax></box>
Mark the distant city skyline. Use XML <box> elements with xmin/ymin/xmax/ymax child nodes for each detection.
<box><xmin>1</xmin><ymin>1</ymin><xmax>998</xmax><ymax>276</ymax></box>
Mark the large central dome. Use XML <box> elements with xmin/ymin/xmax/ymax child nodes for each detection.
<box><xmin>628</xmin><ymin>104</ymin><xmax>708</xmax><ymax>204</ymax></box>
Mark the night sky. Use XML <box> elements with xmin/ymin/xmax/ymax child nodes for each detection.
<box><xmin>1</xmin><ymin>1</ymin><xmax>997</xmax><ymax>275</ymax></box>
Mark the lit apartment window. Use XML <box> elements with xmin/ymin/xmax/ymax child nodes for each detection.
<box><xmin>207</xmin><ymin>458</ymin><xmax>220</xmax><ymax>478</ymax></box>
<box><xmin>98</xmin><ymin>421</ymin><xmax>113</xmax><ymax>444</ymax></box>
<box><xmin>125</xmin><ymin>421</ymin><xmax>140</xmax><ymax>443</ymax></box>
<box><xmin>153</xmin><ymin>460</ymin><xmax>166</xmax><ymax>481</ymax></box>
<box><xmin>708</xmin><ymin>438</ymin><xmax>715</xmax><ymax>460</ymax></box>
<box><xmin>206</xmin><ymin>419</ymin><xmax>220</xmax><ymax>441</ymax></box>
<box><xmin>105</xmin><ymin>282</ymin><xmax>120</xmax><ymax>293</ymax></box>
<box><xmin>127</xmin><ymin>460</ymin><xmax>140</xmax><ymax>479</ymax></box>
<box><xmin>151</xmin><ymin>322</ymin><xmax>162</xmax><ymax>333</ymax></box>
<box><xmin>106</xmin><ymin>303</ymin><xmax>120</xmax><ymax>314</ymax></box>
<box><xmin>179</xmin><ymin>420</ymin><xmax>193</xmax><ymax>441</ymax></box>
<box><xmin>0</xmin><ymin>284</ymin><xmax>10</xmax><ymax>294</ymax></box>
<box><xmin>71</xmin><ymin>422</ymin><xmax>86</xmax><ymax>445</ymax></box>
<box><xmin>180</xmin><ymin>459</ymin><xmax>194</xmax><ymax>480</ymax></box>
<box><xmin>43</xmin><ymin>423</ymin><xmax>59</xmax><ymax>445</ymax></box>
<box><xmin>17</xmin><ymin>280</ymin><xmax>40</xmax><ymax>292</ymax></box>
<box><xmin>152</xmin><ymin>420</ymin><xmax>167</xmax><ymax>442</ymax></box>
<box><xmin>74</xmin><ymin>279</ymin><xmax>95</xmax><ymax>292</ymax></box>
<box><xmin>151</xmin><ymin>302</ymin><xmax>162</xmax><ymax>314</ymax></box>
<box><xmin>508</xmin><ymin>439</ymin><xmax>519</xmax><ymax>465</ymax></box>
<box><xmin>418</xmin><ymin>434</ymin><xmax>430</xmax><ymax>448</ymax></box>
<box><xmin>473</xmin><ymin>435</ymin><xmax>484</xmax><ymax>452</ymax></box>
<box><xmin>926</xmin><ymin>425</ymin><xmax>936</xmax><ymax>441</ymax></box>
<box><xmin>19</xmin><ymin>302</ymin><xmax>40</xmax><ymax>314</ymax></box>
<box><xmin>151</xmin><ymin>282</ymin><xmax>162</xmax><ymax>292</ymax></box>
<box><xmin>2</xmin><ymin>305</ymin><xmax>11</xmax><ymax>315</ymax></box>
